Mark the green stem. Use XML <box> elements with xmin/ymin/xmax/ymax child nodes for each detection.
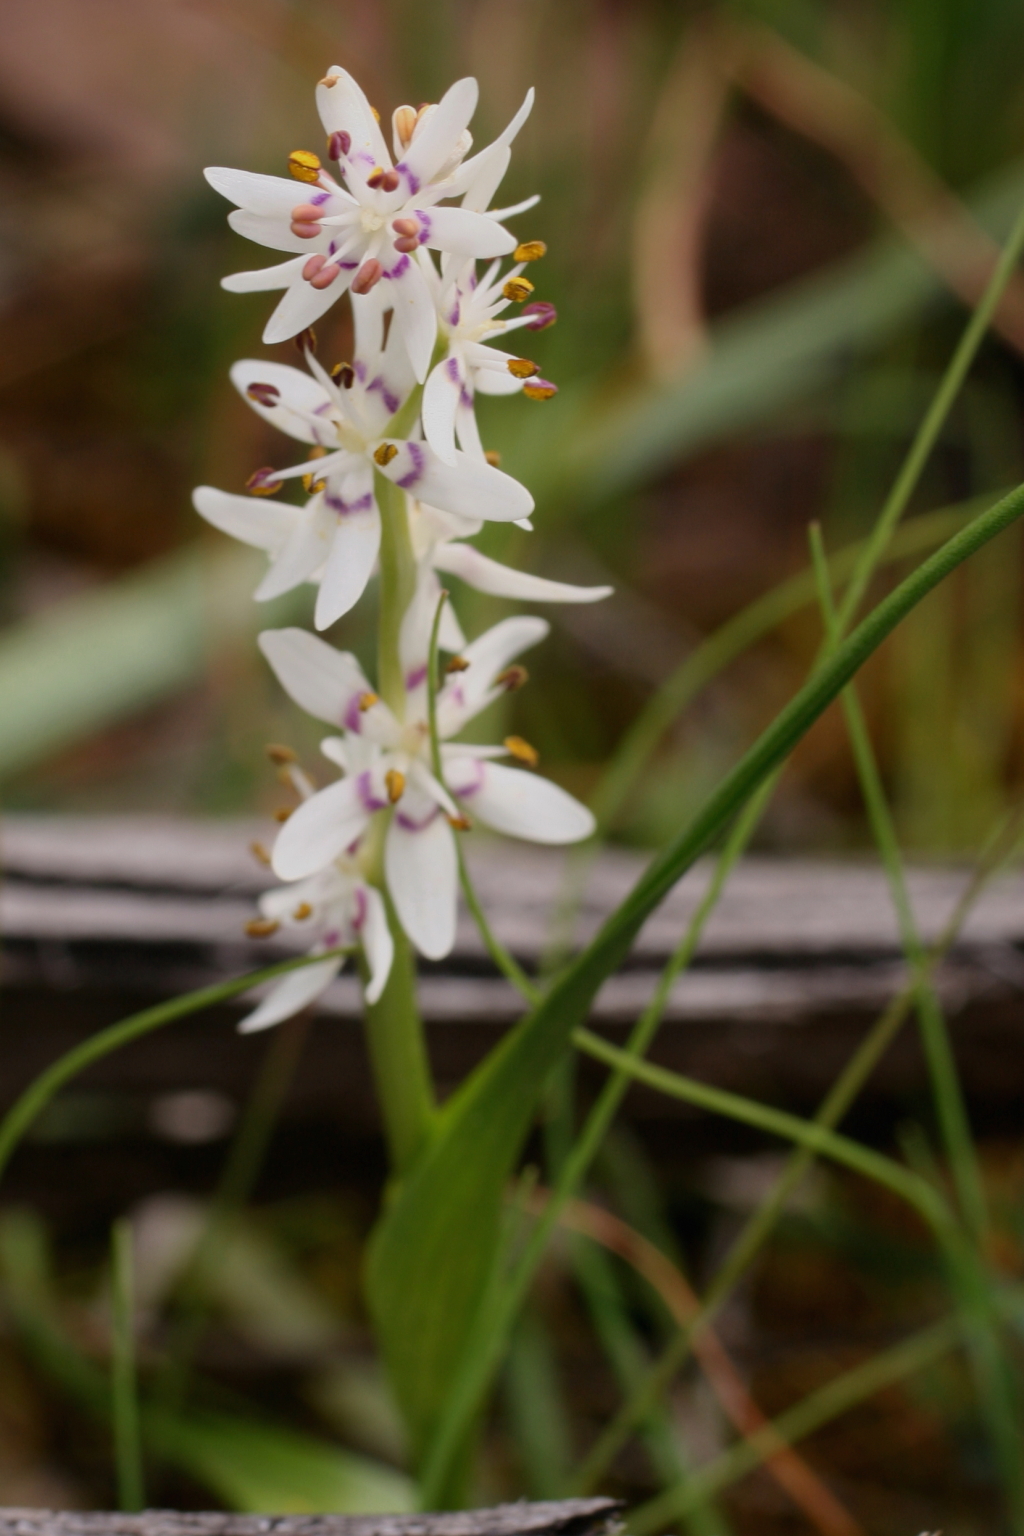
<box><xmin>110</xmin><ymin>1218</ymin><xmax>145</xmax><ymax>1512</ymax></box>
<box><xmin>835</xmin><ymin>194</ymin><xmax>1024</xmax><ymax>632</ymax></box>
<box><xmin>363</xmin><ymin>912</ymin><xmax>435</xmax><ymax>1176</ymax></box>
<box><xmin>0</xmin><ymin>947</ymin><xmax>349</xmax><ymax>1189</ymax></box>
<box><xmin>627</xmin><ymin>1316</ymin><xmax>964</xmax><ymax>1535</ymax></box>
<box><xmin>375</xmin><ymin>468</ymin><xmax>417</xmax><ymax>716</ymax></box>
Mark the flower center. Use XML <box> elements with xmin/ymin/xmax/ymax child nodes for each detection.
<box><xmin>360</xmin><ymin>207</ymin><xmax>385</xmax><ymax>234</ymax></box>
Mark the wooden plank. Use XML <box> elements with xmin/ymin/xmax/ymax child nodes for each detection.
<box><xmin>0</xmin><ymin>1502</ymin><xmax>621</xmax><ymax>1536</ymax></box>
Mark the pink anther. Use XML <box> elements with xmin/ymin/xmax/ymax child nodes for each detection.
<box><xmin>309</xmin><ymin>261</ymin><xmax>341</xmax><ymax>290</ymax></box>
<box><xmin>327</xmin><ymin>131</ymin><xmax>351</xmax><ymax>160</ymax></box>
<box><xmin>303</xmin><ymin>253</ymin><xmax>328</xmax><ymax>281</ymax></box>
<box><xmin>351</xmin><ymin>258</ymin><xmax>384</xmax><ymax>294</ymax></box>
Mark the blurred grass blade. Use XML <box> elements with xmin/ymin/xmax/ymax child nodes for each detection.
<box><xmin>110</xmin><ymin>1219</ymin><xmax>145</xmax><ymax>1512</ymax></box>
<box><xmin>368</xmin><ymin>483</ymin><xmax>1024</xmax><ymax>1501</ymax></box>
<box><xmin>0</xmin><ymin>544</ymin><xmax>287</xmax><ymax>781</ymax></box>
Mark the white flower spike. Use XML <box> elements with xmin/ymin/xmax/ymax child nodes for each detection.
<box><xmin>206</xmin><ymin>72</ymin><xmax>533</xmax><ymax>380</ymax></box>
<box><xmin>259</xmin><ymin>624</ymin><xmax>596</xmax><ymax>960</ymax></box>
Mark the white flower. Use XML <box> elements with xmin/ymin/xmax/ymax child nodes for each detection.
<box><xmin>240</xmin><ymin>860</ymin><xmax>393</xmax><ymax>1033</ymax></box>
<box><xmin>193</xmin><ymin>334</ymin><xmax>533</xmax><ymax>630</ymax></box>
<box><xmin>422</xmin><ymin>258</ymin><xmax>558</xmax><ymax>464</ymax></box>
<box><xmin>258</xmin><ymin>623</ymin><xmax>596</xmax><ymax>960</ymax></box>
<box><xmin>205</xmin><ymin>71</ymin><xmax>535</xmax><ymax>380</ymax></box>
<box><xmin>399</xmin><ymin>497</ymin><xmax>614</xmax><ymax>671</ymax></box>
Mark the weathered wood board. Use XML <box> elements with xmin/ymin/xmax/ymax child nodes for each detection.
<box><xmin>0</xmin><ymin>1502</ymin><xmax>622</xmax><ymax>1536</ymax></box>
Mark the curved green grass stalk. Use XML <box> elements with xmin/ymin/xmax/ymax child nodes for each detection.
<box><xmin>111</xmin><ymin>1218</ymin><xmax>145</xmax><ymax>1511</ymax></box>
<box><xmin>569</xmin><ymin>1030</ymin><xmax>954</xmax><ymax>1236</ymax></box>
<box><xmin>808</xmin><ymin>523</ymin><xmax>1024</xmax><ymax>1527</ymax></box>
<box><xmin>570</xmin><ymin>804</ymin><xmax>1024</xmax><ymax>1494</ymax></box>
<box><xmin>0</xmin><ymin>947</ymin><xmax>350</xmax><ymax>1188</ymax></box>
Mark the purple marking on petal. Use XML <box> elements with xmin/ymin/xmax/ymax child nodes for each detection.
<box><xmin>405</xmin><ymin>663</ymin><xmax>428</xmax><ymax>690</ymax></box>
<box><xmin>323</xmin><ymin>927</ymin><xmax>341</xmax><ymax>947</ymax></box>
<box><xmin>396</xmin><ymin>163</ymin><xmax>421</xmax><ymax>195</ymax></box>
<box><xmin>311</xmin><ymin>190</ymin><xmax>330</xmax><ymax>207</ymax></box>
<box><xmin>448</xmin><ymin>302</ymin><xmax>461</xmax><ymax>326</ymax></box>
<box><xmin>396</xmin><ymin>439</ymin><xmax>426</xmax><ymax>489</ymax></box>
<box><xmin>396</xmin><ymin>805</ymin><xmax>440</xmax><ymax>832</ymax></box>
<box><xmin>367</xmin><ymin>375</ymin><xmax>400</xmax><ymax>415</ymax></box>
<box><xmin>351</xmin><ymin>886</ymin><xmax>367</xmax><ymax>931</ymax></box>
<box><xmin>339</xmin><ymin>260</ymin><xmax>359</xmax><ymax>270</ymax></box>
<box><xmin>460</xmin><ymin>386</ymin><xmax>473</xmax><ymax>408</ymax></box>
<box><xmin>314</xmin><ymin>401</ymin><xmax>332</xmax><ymax>415</ymax></box>
<box><xmin>382</xmin><ymin>253</ymin><xmax>410</xmax><ymax>280</ymax></box>
<box><xmin>357</xmin><ymin>769</ymin><xmax>389</xmax><ymax>813</ymax></box>
<box><xmin>328</xmin><ymin>239</ymin><xmax>338</xmax><ymax>255</ymax></box>
<box><xmin>354</xmin><ymin>360</ymin><xmax>367</xmax><ymax>381</ymax></box>
<box><xmin>445</xmin><ymin>356</ymin><xmax>461</xmax><ymax>382</ymax></box>
<box><xmin>325</xmin><ymin>490</ymin><xmax>374</xmax><ymax>517</ymax></box>
<box><xmin>343</xmin><ymin>693</ymin><xmax>363</xmax><ymax>732</ymax></box>
<box><xmin>448</xmin><ymin>757</ymin><xmax>486</xmax><ymax>799</ymax></box>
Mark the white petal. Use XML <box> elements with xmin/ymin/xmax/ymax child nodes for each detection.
<box><xmin>360</xmin><ymin>885</ymin><xmax>394</xmax><ymax>1005</ymax></box>
<box><xmin>433</xmin><ymin>543</ymin><xmax>613</xmax><ymax>603</ymax></box>
<box><xmin>228</xmin><ymin>208</ymin><xmax>323</xmax><ymax>255</ymax></box>
<box><xmin>229</xmin><ymin>359</ymin><xmax>336</xmax><ymax>444</ymax></box>
<box><xmin>205</xmin><ymin>167</ymin><xmax>302</xmax><ymax>216</ymax></box>
<box><xmin>376</xmin><ymin>441</ymin><xmax>533</xmax><ymax>523</ymax></box>
<box><xmin>271</xmin><ymin>777</ymin><xmax>369</xmax><ymax>881</ymax></box>
<box><xmin>473</xmin><ymin>365</ymin><xmax>525</xmax><ymax>397</ymax></box>
<box><xmin>459</xmin><ymin>144</ymin><xmax>510</xmax><ymax>214</ymax></box>
<box><xmin>314</xmin><ymin>508</ymin><xmax>381</xmax><ymax>629</ymax></box>
<box><xmin>385</xmin><ymin>805</ymin><xmax>458</xmax><ymax>960</ymax></box>
<box><xmin>437</xmin><ymin>614</ymin><xmax>548</xmax><ymax>733</ymax></box>
<box><xmin>238</xmin><ymin>957</ymin><xmax>342</xmax><ymax>1033</ymax></box>
<box><xmin>192</xmin><ymin>486</ymin><xmax>293</xmax><ymax>552</ymax></box>
<box><xmin>255</xmin><ymin>498</ymin><xmax>333</xmax><ymax>601</ymax></box>
<box><xmin>444</xmin><ymin>89</ymin><xmax>534</xmax><ymax>200</ymax></box>
<box><xmin>422</xmin><ymin>356</ymin><xmax>463</xmax><ymax>465</ymax></box>
<box><xmin>454</xmin><ymin>396</ymin><xmax>484</xmax><ymax>458</ymax></box>
<box><xmin>385</xmin><ymin>257</ymin><xmax>437</xmax><ymax>384</ymax></box>
<box><xmin>221</xmin><ymin>256</ymin><xmax>306</xmax><ymax>293</ymax></box>
<box><xmin>419</xmin><ymin>205</ymin><xmax>516</xmax><ymax>258</ymax></box>
<box><xmin>401</xmin><ymin>78</ymin><xmax>478</xmax><ymax>186</ymax></box>
<box><xmin>316</xmin><ymin>67</ymin><xmax>392</xmax><ymax>173</ymax></box>
<box><xmin>263</xmin><ymin>269</ymin><xmax>354</xmax><ymax>345</ymax></box>
<box><xmin>450</xmin><ymin>758</ymin><xmax>595</xmax><ymax>843</ymax></box>
<box><xmin>258</xmin><ymin>628</ymin><xmax>371</xmax><ymax>725</ymax></box>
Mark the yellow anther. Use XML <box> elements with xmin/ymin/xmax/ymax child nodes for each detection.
<box><xmin>446</xmin><ymin>655</ymin><xmax>470</xmax><ymax>673</ymax></box>
<box><xmin>514</xmin><ymin>241</ymin><xmax>547</xmax><ymax>262</ymax></box>
<box><xmin>503</xmin><ymin>276</ymin><xmax>535</xmax><ymax>302</ymax></box>
<box><xmin>370</xmin><ymin>105</ymin><xmax>381</xmax><ymax>122</ymax></box>
<box><xmin>265</xmin><ymin>743</ymin><xmax>298</xmax><ymax>764</ymax></box>
<box><xmin>245</xmin><ymin>917</ymin><xmax>280</xmax><ymax>938</ymax></box>
<box><xmin>394</xmin><ymin>106</ymin><xmax>417</xmax><ymax>148</ymax></box>
<box><xmin>484</xmin><ymin>449</ymin><xmax>501</xmax><ymax>467</ymax></box>
<box><xmin>523</xmin><ymin>381</ymin><xmax>558</xmax><ymax>401</ymax></box>
<box><xmin>292</xmin><ymin>902</ymin><xmax>313</xmax><ymax>920</ymax></box>
<box><xmin>504</xmin><ymin>735</ymin><xmax>539</xmax><ymax>767</ymax></box>
<box><xmin>319</xmin><ymin>74</ymin><xmax>340</xmax><ymax>88</ymax></box>
<box><xmin>496</xmin><ymin>664</ymin><xmax>528</xmax><ymax>691</ymax></box>
<box><xmin>302</xmin><ymin>444</ymin><xmax>329</xmax><ymax>493</ymax></box>
<box><xmin>246</xmin><ymin>467</ymin><xmax>282</xmax><ymax>496</ymax></box>
<box><xmin>359</xmin><ymin>691</ymin><xmax>380</xmax><ymax>711</ymax></box>
<box><xmin>374</xmin><ymin>442</ymin><xmax>398</xmax><ymax>466</ymax></box>
<box><xmin>273</xmin><ymin>806</ymin><xmax>293</xmax><ymax>823</ymax></box>
<box><xmin>447</xmin><ymin>813</ymin><xmax>472</xmax><ymax>831</ymax></box>
<box><xmin>250</xmin><ymin>841</ymin><xmax>272</xmax><ymax>866</ymax></box>
<box><xmin>288</xmin><ymin>149</ymin><xmax>322</xmax><ymax>184</ymax></box>
<box><xmin>507</xmin><ymin>357</ymin><xmax>539</xmax><ymax>379</ymax></box>
<box><xmin>385</xmin><ymin>768</ymin><xmax>406</xmax><ymax>803</ymax></box>
<box><xmin>331</xmin><ymin>361</ymin><xmax>355</xmax><ymax>388</ymax></box>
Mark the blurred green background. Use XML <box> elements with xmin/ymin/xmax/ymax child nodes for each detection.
<box><xmin>4</xmin><ymin>0</ymin><xmax>1024</xmax><ymax>852</ymax></box>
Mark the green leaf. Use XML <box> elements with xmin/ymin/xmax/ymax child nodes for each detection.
<box><xmin>365</xmin><ymin>482</ymin><xmax>1024</xmax><ymax>1490</ymax></box>
<box><xmin>150</xmin><ymin>1408</ymin><xmax>415</xmax><ymax>1514</ymax></box>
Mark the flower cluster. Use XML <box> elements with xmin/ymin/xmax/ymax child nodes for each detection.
<box><xmin>194</xmin><ymin>68</ymin><xmax>610</xmax><ymax>1028</ymax></box>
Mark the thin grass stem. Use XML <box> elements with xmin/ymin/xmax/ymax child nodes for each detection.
<box><xmin>110</xmin><ymin>1219</ymin><xmax>145</xmax><ymax>1512</ymax></box>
